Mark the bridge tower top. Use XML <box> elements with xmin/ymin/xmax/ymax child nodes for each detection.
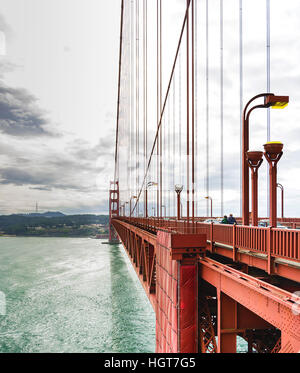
<box><xmin>109</xmin><ymin>181</ymin><xmax>120</xmax><ymax>242</ymax></box>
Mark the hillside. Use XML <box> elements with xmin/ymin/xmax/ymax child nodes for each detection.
<box><xmin>0</xmin><ymin>214</ymin><xmax>109</xmax><ymax>237</ymax></box>
<box><xmin>18</xmin><ymin>211</ymin><xmax>66</xmax><ymax>218</ymax></box>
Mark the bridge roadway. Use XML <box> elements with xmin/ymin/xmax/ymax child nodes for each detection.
<box><xmin>112</xmin><ymin>217</ymin><xmax>300</xmax><ymax>353</ymax></box>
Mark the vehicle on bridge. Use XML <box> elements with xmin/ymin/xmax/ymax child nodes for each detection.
<box><xmin>203</xmin><ymin>218</ymin><xmax>222</xmax><ymax>224</ymax></box>
<box><xmin>258</xmin><ymin>219</ymin><xmax>289</xmax><ymax>229</ymax></box>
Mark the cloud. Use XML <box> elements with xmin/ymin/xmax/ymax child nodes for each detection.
<box><xmin>29</xmin><ymin>186</ymin><xmax>53</xmax><ymax>192</ymax></box>
<box><xmin>0</xmin><ymin>82</ymin><xmax>58</xmax><ymax>137</ymax></box>
<box><xmin>0</xmin><ymin>60</ymin><xmax>18</xmax><ymax>77</ymax></box>
<box><xmin>0</xmin><ymin>167</ymin><xmax>86</xmax><ymax>191</ymax></box>
<box><xmin>0</xmin><ymin>161</ymin><xmax>102</xmax><ymax>192</ymax></box>
<box><xmin>1</xmin><ymin>1</ymin><xmax>300</xmax><ymax>216</ymax></box>
<box><xmin>0</xmin><ymin>14</ymin><xmax>12</xmax><ymax>37</ymax></box>
<box><xmin>0</xmin><ymin>134</ymin><xmax>111</xmax><ymax>198</ymax></box>
<box><xmin>68</xmin><ymin>135</ymin><xmax>115</xmax><ymax>161</ymax></box>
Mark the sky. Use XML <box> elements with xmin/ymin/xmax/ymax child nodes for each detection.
<box><xmin>0</xmin><ymin>0</ymin><xmax>300</xmax><ymax>217</ymax></box>
<box><xmin>0</xmin><ymin>0</ymin><xmax>120</xmax><ymax>214</ymax></box>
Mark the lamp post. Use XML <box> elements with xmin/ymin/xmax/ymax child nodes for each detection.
<box><xmin>277</xmin><ymin>183</ymin><xmax>284</xmax><ymax>219</ymax></box>
<box><xmin>264</xmin><ymin>142</ymin><xmax>283</xmax><ymax>228</ymax></box>
<box><xmin>175</xmin><ymin>184</ymin><xmax>183</xmax><ymax>220</ymax></box>
<box><xmin>145</xmin><ymin>182</ymin><xmax>158</xmax><ymax>218</ymax></box>
<box><xmin>242</xmin><ymin>93</ymin><xmax>289</xmax><ymax>225</ymax></box>
<box><xmin>130</xmin><ymin>196</ymin><xmax>137</xmax><ymax>218</ymax></box>
<box><xmin>162</xmin><ymin>205</ymin><xmax>166</xmax><ymax>218</ymax></box>
<box><xmin>120</xmin><ymin>203</ymin><xmax>125</xmax><ymax>217</ymax></box>
<box><xmin>247</xmin><ymin>151</ymin><xmax>263</xmax><ymax>226</ymax></box>
<box><xmin>125</xmin><ymin>201</ymin><xmax>129</xmax><ymax>217</ymax></box>
<box><xmin>152</xmin><ymin>207</ymin><xmax>156</xmax><ymax>217</ymax></box>
<box><xmin>205</xmin><ymin>196</ymin><xmax>213</xmax><ymax>218</ymax></box>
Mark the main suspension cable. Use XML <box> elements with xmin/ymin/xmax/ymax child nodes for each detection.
<box><xmin>131</xmin><ymin>0</ymin><xmax>192</xmax><ymax>216</ymax></box>
<box><xmin>114</xmin><ymin>0</ymin><xmax>125</xmax><ymax>185</ymax></box>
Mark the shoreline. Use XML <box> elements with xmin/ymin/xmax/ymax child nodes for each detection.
<box><xmin>0</xmin><ymin>235</ymin><xmax>109</xmax><ymax>239</ymax></box>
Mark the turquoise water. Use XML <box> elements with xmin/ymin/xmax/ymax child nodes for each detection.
<box><xmin>0</xmin><ymin>237</ymin><xmax>156</xmax><ymax>353</ymax></box>
<box><xmin>0</xmin><ymin>237</ymin><xmax>248</xmax><ymax>353</ymax></box>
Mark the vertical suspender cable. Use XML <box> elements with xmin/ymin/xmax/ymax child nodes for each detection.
<box><xmin>114</xmin><ymin>0</ymin><xmax>124</xmax><ymax>186</ymax></box>
<box><xmin>126</xmin><ymin>4</ymin><xmax>130</xmax><ymax>204</ymax></box>
<box><xmin>206</xmin><ymin>0</ymin><xmax>209</xmax><ymax>217</ymax></box>
<box><xmin>136</xmin><ymin>0</ymin><xmax>140</xmax><ymax>216</ymax></box>
<box><xmin>173</xmin><ymin>76</ymin><xmax>176</xmax><ymax>217</ymax></box>
<box><xmin>179</xmin><ymin>51</ymin><xmax>182</xmax><ymax>188</ymax></box>
<box><xmin>143</xmin><ymin>0</ymin><xmax>148</xmax><ymax>216</ymax></box>
<box><xmin>168</xmin><ymin>96</ymin><xmax>170</xmax><ymax>217</ymax></box>
<box><xmin>191</xmin><ymin>0</ymin><xmax>195</xmax><ymax>223</ymax></box>
<box><xmin>239</xmin><ymin>0</ymin><xmax>243</xmax><ymax>218</ymax></box>
<box><xmin>163</xmin><ymin>99</ymin><xmax>166</xmax><ymax>215</ymax></box>
<box><xmin>186</xmin><ymin>0</ymin><xmax>190</xmax><ymax>222</ymax></box>
<box><xmin>156</xmin><ymin>0</ymin><xmax>160</xmax><ymax>218</ymax></box>
<box><xmin>131</xmin><ymin>0</ymin><xmax>192</xmax><ymax>216</ymax></box>
<box><xmin>266</xmin><ymin>0</ymin><xmax>270</xmax><ymax>142</ymax></box>
<box><xmin>195</xmin><ymin>0</ymin><xmax>198</xmax><ymax>218</ymax></box>
<box><xmin>159</xmin><ymin>0</ymin><xmax>163</xmax><ymax>219</ymax></box>
<box><xmin>130</xmin><ymin>0</ymin><xmax>135</xmax><ymax>207</ymax></box>
<box><xmin>164</xmin><ymin>97</ymin><xmax>166</xmax><ymax>215</ymax></box>
<box><xmin>220</xmin><ymin>0</ymin><xmax>224</xmax><ymax>217</ymax></box>
<box><xmin>266</xmin><ymin>0</ymin><xmax>271</xmax><ymax>218</ymax></box>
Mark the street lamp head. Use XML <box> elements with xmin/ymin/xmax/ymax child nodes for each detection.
<box><xmin>247</xmin><ymin>151</ymin><xmax>264</xmax><ymax>168</ymax></box>
<box><xmin>175</xmin><ymin>184</ymin><xmax>183</xmax><ymax>194</ymax></box>
<box><xmin>204</xmin><ymin>196</ymin><xmax>211</xmax><ymax>200</ymax></box>
<box><xmin>242</xmin><ymin>93</ymin><xmax>288</xmax><ymax>226</ymax></box>
<box><xmin>264</xmin><ymin>141</ymin><xmax>283</xmax><ymax>161</ymax></box>
<box><xmin>147</xmin><ymin>181</ymin><xmax>158</xmax><ymax>187</ymax></box>
<box><xmin>277</xmin><ymin>183</ymin><xmax>283</xmax><ymax>190</ymax></box>
<box><xmin>264</xmin><ymin>94</ymin><xmax>289</xmax><ymax>109</ymax></box>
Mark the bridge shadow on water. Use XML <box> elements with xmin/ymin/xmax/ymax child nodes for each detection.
<box><xmin>108</xmin><ymin>244</ymin><xmax>155</xmax><ymax>353</ymax></box>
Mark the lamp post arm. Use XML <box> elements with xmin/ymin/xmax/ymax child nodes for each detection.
<box><xmin>242</xmin><ymin>100</ymin><xmax>271</xmax><ymax>226</ymax></box>
<box><xmin>245</xmin><ymin>104</ymin><xmax>268</xmax><ymax>125</ymax></box>
<box><xmin>277</xmin><ymin>183</ymin><xmax>284</xmax><ymax>219</ymax></box>
<box><xmin>243</xmin><ymin>104</ymin><xmax>268</xmax><ymax>162</ymax></box>
<box><xmin>243</xmin><ymin>93</ymin><xmax>273</xmax><ymax>121</ymax></box>
<box><xmin>277</xmin><ymin>183</ymin><xmax>283</xmax><ymax>190</ymax></box>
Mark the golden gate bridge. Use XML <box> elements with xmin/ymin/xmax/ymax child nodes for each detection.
<box><xmin>109</xmin><ymin>0</ymin><xmax>300</xmax><ymax>353</ymax></box>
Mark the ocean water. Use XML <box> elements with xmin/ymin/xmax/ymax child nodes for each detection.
<box><xmin>0</xmin><ymin>237</ymin><xmax>156</xmax><ymax>353</ymax></box>
<box><xmin>0</xmin><ymin>237</ymin><xmax>247</xmax><ymax>353</ymax></box>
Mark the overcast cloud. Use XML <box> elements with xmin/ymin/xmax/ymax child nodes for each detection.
<box><xmin>0</xmin><ymin>0</ymin><xmax>300</xmax><ymax>217</ymax></box>
<box><xmin>0</xmin><ymin>0</ymin><xmax>119</xmax><ymax>214</ymax></box>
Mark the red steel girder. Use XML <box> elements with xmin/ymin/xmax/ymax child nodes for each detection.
<box><xmin>112</xmin><ymin>218</ymin><xmax>300</xmax><ymax>353</ymax></box>
<box><xmin>112</xmin><ymin>219</ymin><xmax>157</xmax><ymax>308</ymax></box>
<box><xmin>124</xmin><ymin>217</ymin><xmax>300</xmax><ymax>283</ymax></box>
<box><xmin>199</xmin><ymin>257</ymin><xmax>300</xmax><ymax>353</ymax></box>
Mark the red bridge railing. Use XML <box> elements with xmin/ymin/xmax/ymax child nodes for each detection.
<box><xmin>120</xmin><ymin>217</ymin><xmax>300</xmax><ymax>263</ymax></box>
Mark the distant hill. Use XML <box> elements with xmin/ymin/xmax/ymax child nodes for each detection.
<box><xmin>0</xmin><ymin>213</ymin><xmax>109</xmax><ymax>236</ymax></box>
<box><xmin>18</xmin><ymin>211</ymin><xmax>66</xmax><ymax>218</ymax></box>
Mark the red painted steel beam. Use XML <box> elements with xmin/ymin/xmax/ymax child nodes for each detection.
<box><xmin>156</xmin><ymin>230</ymin><xmax>201</xmax><ymax>353</ymax></box>
<box><xmin>113</xmin><ymin>219</ymin><xmax>157</xmax><ymax>247</ymax></box>
<box><xmin>206</xmin><ymin>242</ymin><xmax>300</xmax><ymax>284</ymax></box>
<box><xmin>199</xmin><ymin>257</ymin><xmax>300</xmax><ymax>352</ymax></box>
<box><xmin>114</xmin><ymin>220</ymin><xmax>203</xmax><ymax>353</ymax></box>
<box><xmin>112</xmin><ymin>220</ymin><xmax>157</xmax><ymax>309</ymax></box>
<box><xmin>179</xmin><ymin>262</ymin><xmax>198</xmax><ymax>353</ymax></box>
<box><xmin>124</xmin><ymin>218</ymin><xmax>300</xmax><ymax>282</ymax></box>
<box><xmin>112</xmin><ymin>218</ymin><xmax>300</xmax><ymax>353</ymax></box>
<box><xmin>217</xmin><ymin>291</ymin><xmax>237</xmax><ymax>353</ymax></box>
